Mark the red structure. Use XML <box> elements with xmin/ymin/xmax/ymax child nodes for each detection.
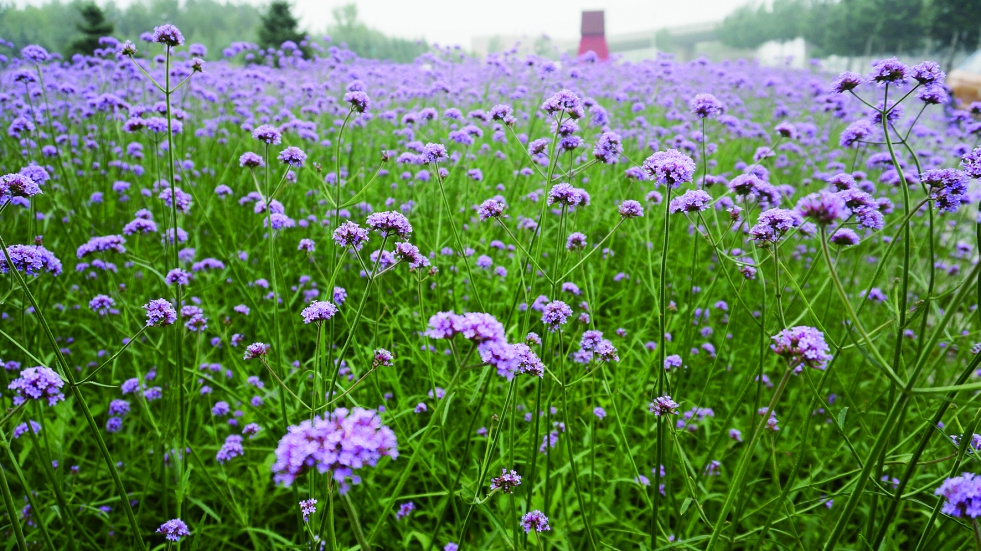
<box><xmin>578</xmin><ymin>10</ymin><xmax>609</xmax><ymax>61</ymax></box>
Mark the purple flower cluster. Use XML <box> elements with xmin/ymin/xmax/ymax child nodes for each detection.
<box><xmin>643</xmin><ymin>150</ymin><xmax>696</xmax><ymax>188</ymax></box>
<box><xmin>771</xmin><ymin>326</ymin><xmax>832</xmax><ymax>371</ymax></box>
<box><xmin>649</xmin><ymin>395</ymin><xmax>680</xmax><ymax>416</ymax></box>
<box><xmin>271</xmin><ymin>407</ymin><xmax>398</xmax><ymax>491</ymax></box>
<box><xmin>935</xmin><ymin>473</ymin><xmax>981</xmax><ymax>518</ymax></box>
<box><xmin>216</xmin><ymin>434</ymin><xmax>244</xmax><ymax>464</ymax></box>
<box><xmin>490</xmin><ymin>469</ymin><xmax>522</xmax><ymax>493</ymax></box>
<box><xmin>541</xmin><ymin>89</ymin><xmax>584</xmax><ymax>119</ymax></box>
<box><xmin>425</xmin><ymin>311</ymin><xmax>544</xmax><ymax>379</ymax></box>
<box><xmin>689</xmin><ymin>93</ymin><xmax>726</xmax><ymax>118</ymax></box>
<box><xmin>8</xmin><ymin>366</ymin><xmax>65</xmax><ymax>406</ymax></box>
<box><xmin>333</xmin><ymin>221</ymin><xmax>370</xmax><ymax>250</ymax></box>
<box><xmin>478</xmin><ymin>197</ymin><xmax>508</xmax><ymax>220</ymax></box>
<box><xmin>144</xmin><ymin>298</ymin><xmax>176</xmax><ymax>326</ymax></box>
<box><xmin>0</xmin><ymin>173</ymin><xmax>41</xmax><ymax>198</ymax></box>
<box><xmin>0</xmin><ymin>244</ymin><xmax>62</xmax><ymax>276</ymax></box>
<box><xmin>300</xmin><ymin>300</ymin><xmax>339</xmax><ymax>324</ymax></box>
<box><xmin>668</xmin><ymin>189</ymin><xmax>712</xmax><ymax>214</ymax></box>
<box><xmin>299</xmin><ymin>499</ymin><xmax>318</xmax><ymax>522</ymax></box>
<box><xmin>521</xmin><ymin>510</ymin><xmax>551</xmax><ymax>533</ymax></box>
<box><xmin>77</xmin><ymin>235</ymin><xmax>126</xmax><ymax>259</ymax></box>
<box><xmin>156</xmin><ymin>518</ymin><xmax>190</xmax><ymax>542</ymax></box>
<box><xmin>749</xmin><ymin>208</ymin><xmax>803</xmax><ymax>245</ymax></box>
<box><xmin>365</xmin><ymin>211</ymin><xmax>413</xmax><ymax>238</ymax></box>
<box><xmin>921</xmin><ymin>168</ymin><xmax>969</xmax><ymax>213</ymax></box>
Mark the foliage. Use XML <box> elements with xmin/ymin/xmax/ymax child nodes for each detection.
<box><xmin>257</xmin><ymin>0</ymin><xmax>304</xmax><ymax>52</ymax></box>
<box><xmin>719</xmin><ymin>0</ymin><xmax>976</xmax><ymax>56</ymax></box>
<box><xmin>2</xmin><ymin>22</ymin><xmax>981</xmax><ymax>551</ymax></box>
<box><xmin>69</xmin><ymin>3</ymin><xmax>114</xmax><ymax>57</ymax></box>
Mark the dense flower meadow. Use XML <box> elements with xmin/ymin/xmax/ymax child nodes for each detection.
<box><xmin>2</xmin><ymin>24</ymin><xmax>981</xmax><ymax>550</ymax></box>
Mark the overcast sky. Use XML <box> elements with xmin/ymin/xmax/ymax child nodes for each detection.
<box><xmin>293</xmin><ymin>0</ymin><xmax>749</xmax><ymax>47</ymax></box>
<box><xmin>16</xmin><ymin>0</ymin><xmax>751</xmax><ymax>49</ymax></box>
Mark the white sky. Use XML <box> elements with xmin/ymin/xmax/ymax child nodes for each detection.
<box><xmin>292</xmin><ymin>0</ymin><xmax>748</xmax><ymax>47</ymax></box>
<box><xmin>17</xmin><ymin>0</ymin><xmax>751</xmax><ymax>49</ymax></box>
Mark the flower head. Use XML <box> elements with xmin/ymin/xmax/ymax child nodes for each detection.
<box><xmin>300</xmin><ymin>499</ymin><xmax>318</xmax><ymax>522</ymax></box>
<box><xmin>772</xmin><ymin>326</ymin><xmax>832</xmax><ymax>370</ymax></box>
<box><xmin>936</xmin><ymin>473</ymin><xmax>981</xmax><ymax>518</ymax></box>
<box><xmin>366</xmin><ymin>211</ymin><xmax>412</xmax><ymax>238</ymax></box>
<box><xmin>252</xmin><ymin>124</ymin><xmax>282</xmax><ymax>145</ymax></box>
<box><xmin>301</xmin><ymin>301</ymin><xmax>339</xmax><ymax>324</ymax></box>
<box><xmin>491</xmin><ymin>469</ymin><xmax>522</xmax><ymax>493</ymax></box>
<box><xmin>669</xmin><ymin>189</ymin><xmax>712</xmax><ymax>214</ymax></box>
<box><xmin>868</xmin><ymin>57</ymin><xmax>909</xmax><ymax>85</ymax></box>
<box><xmin>642</xmin><ymin>150</ymin><xmax>696</xmax><ymax>188</ymax></box>
<box><xmin>689</xmin><ymin>93</ymin><xmax>726</xmax><ymax>118</ymax></box>
<box><xmin>144</xmin><ymin>298</ymin><xmax>177</xmax><ymax>326</ymax></box>
<box><xmin>151</xmin><ymin>25</ymin><xmax>185</xmax><ymax>47</ymax></box>
<box><xmin>272</xmin><ymin>407</ymin><xmax>398</xmax><ymax>490</ymax></box>
<box><xmin>344</xmin><ymin>91</ymin><xmax>370</xmax><ymax>113</ymax></box>
<box><xmin>156</xmin><ymin>519</ymin><xmax>190</xmax><ymax>542</ymax></box>
<box><xmin>8</xmin><ymin>366</ymin><xmax>65</xmax><ymax>407</ymax></box>
<box><xmin>541</xmin><ymin>300</ymin><xmax>573</xmax><ymax>332</ymax></box>
<box><xmin>521</xmin><ymin>510</ymin><xmax>551</xmax><ymax>533</ymax></box>
<box><xmin>244</xmin><ymin>342</ymin><xmax>269</xmax><ymax>360</ymax></box>
<box><xmin>618</xmin><ymin>199</ymin><xmax>644</xmax><ymax>218</ymax></box>
<box><xmin>333</xmin><ymin>221</ymin><xmax>369</xmax><ymax>250</ymax></box>
<box><xmin>649</xmin><ymin>395</ymin><xmax>680</xmax><ymax>416</ymax></box>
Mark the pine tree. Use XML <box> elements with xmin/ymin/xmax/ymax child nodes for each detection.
<box><xmin>258</xmin><ymin>1</ymin><xmax>305</xmax><ymax>51</ymax></box>
<box><xmin>69</xmin><ymin>3</ymin><xmax>114</xmax><ymax>57</ymax></box>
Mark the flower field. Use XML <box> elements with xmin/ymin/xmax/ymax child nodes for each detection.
<box><xmin>2</xmin><ymin>25</ymin><xmax>981</xmax><ymax>550</ymax></box>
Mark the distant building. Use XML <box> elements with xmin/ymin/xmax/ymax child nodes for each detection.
<box><xmin>579</xmin><ymin>10</ymin><xmax>609</xmax><ymax>60</ymax></box>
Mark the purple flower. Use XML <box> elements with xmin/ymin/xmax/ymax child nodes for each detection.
<box><xmin>649</xmin><ymin>395</ymin><xmax>680</xmax><ymax>416</ymax></box>
<box><xmin>300</xmin><ymin>499</ymin><xmax>318</xmax><ymax>522</ymax></box>
<box><xmin>490</xmin><ymin>469</ymin><xmax>522</xmax><ymax>493</ymax></box>
<box><xmin>594</xmin><ymin>407</ymin><xmax>607</xmax><ymax>419</ymax></box>
<box><xmin>478</xmin><ymin>198</ymin><xmax>507</xmax><ymax>220</ymax></box>
<box><xmin>566</xmin><ymin>232</ymin><xmax>587</xmax><ymax>251</ymax></box>
<box><xmin>962</xmin><ymin>146</ymin><xmax>981</xmax><ymax>179</ymax></box>
<box><xmin>20</xmin><ymin>45</ymin><xmax>50</xmax><ymax>63</ymax></box>
<box><xmin>396</xmin><ymin>501</ymin><xmax>415</xmax><ymax>520</ymax></box>
<box><xmin>521</xmin><ymin>510</ymin><xmax>551</xmax><ymax>533</ymax></box>
<box><xmin>422</xmin><ymin>143</ymin><xmax>448</xmax><ymax>163</ymax></box>
<box><xmin>8</xmin><ymin>366</ymin><xmax>65</xmax><ymax>406</ymax></box>
<box><xmin>301</xmin><ymin>301</ymin><xmax>339</xmax><ymax>324</ymax></box>
<box><xmin>365</xmin><ymin>211</ymin><xmax>412</xmax><ymax>238</ymax></box>
<box><xmin>271</xmin><ymin>407</ymin><xmax>398</xmax><ymax>490</ymax></box>
<box><xmin>239</xmin><ymin>152</ymin><xmax>264</xmax><ymax>168</ymax></box>
<box><xmin>772</xmin><ymin>326</ymin><xmax>832</xmax><ymax>370</ymax></box>
<box><xmin>830</xmin><ymin>71</ymin><xmax>863</xmax><ymax>93</ymax></box>
<box><xmin>548</xmin><ymin>183</ymin><xmax>589</xmax><ymax>208</ymax></box>
<box><xmin>109</xmin><ymin>400</ymin><xmax>130</xmax><ymax>416</ymax></box>
<box><xmin>13</xmin><ymin>421</ymin><xmax>41</xmax><ymax>439</ymax></box>
<box><xmin>344</xmin><ymin>91</ymin><xmax>371</xmax><ymax>113</ymax></box>
<box><xmin>668</xmin><ymin>189</ymin><xmax>712</xmax><ymax>214</ymax></box>
<box><xmin>840</xmin><ymin>120</ymin><xmax>873</xmax><ymax>148</ymax></box>
<box><xmin>373</xmin><ymin>348</ymin><xmax>394</xmax><ymax>368</ymax></box>
<box><xmin>541</xmin><ymin>300</ymin><xmax>573</xmax><ymax>332</ymax></box>
<box><xmin>829</xmin><ymin>228</ymin><xmax>861</xmax><ymax>246</ymax></box>
<box><xmin>165</xmin><ymin>268</ymin><xmax>191</xmax><ymax>286</ymax></box>
<box><xmin>77</xmin><ymin>235</ymin><xmax>126</xmax><ymax>259</ymax></box>
<box><xmin>151</xmin><ymin>25</ymin><xmax>184</xmax><ymax>47</ymax></box>
<box><xmin>1</xmin><ymin>173</ymin><xmax>41</xmax><ymax>198</ymax></box>
<box><xmin>0</xmin><ymin>244</ymin><xmax>62</xmax><ymax>276</ymax></box>
<box><xmin>593</xmin><ymin>131</ymin><xmax>623</xmax><ymax>164</ymax></box>
<box><xmin>749</xmin><ymin>208</ymin><xmax>803</xmax><ymax>244</ymax></box>
<box><xmin>618</xmin><ymin>200</ymin><xmax>644</xmax><ymax>218</ymax></box>
<box><xmin>252</xmin><ymin>124</ymin><xmax>282</xmax><ymax>145</ymax></box>
<box><xmin>921</xmin><ymin>168</ymin><xmax>969</xmax><ymax>213</ymax></box>
<box><xmin>89</xmin><ymin>294</ymin><xmax>115</xmax><ymax>316</ymax></box>
<box><xmin>689</xmin><ymin>93</ymin><xmax>726</xmax><ymax>118</ymax></box>
<box><xmin>144</xmin><ymin>298</ymin><xmax>177</xmax><ymax>326</ymax></box>
<box><xmin>935</xmin><ymin>473</ymin><xmax>981</xmax><ymax>518</ymax></box>
<box><xmin>911</xmin><ymin>61</ymin><xmax>945</xmax><ymax>85</ymax></box>
<box><xmin>216</xmin><ymin>434</ymin><xmax>244</xmax><ymax>464</ymax></box>
<box><xmin>796</xmin><ymin>191</ymin><xmax>846</xmax><ymax>226</ymax></box>
<box><xmin>156</xmin><ymin>518</ymin><xmax>190</xmax><ymax>542</ymax></box>
<box><xmin>278</xmin><ymin>146</ymin><xmax>306</xmax><ymax>166</ymax></box>
<box><xmin>541</xmin><ymin>89</ymin><xmax>584</xmax><ymax>119</ymax></box>
<box><xmin>868</xmin><ymin>57</ymin><xmax>909</xmax><ymax>85</ymax></box>
<box><xmin>244</xmin><ymin>342</ymin><xmax>269</xmax><ymax>360</ymax></box>
<box><xmin>333</xmin><ymin>221</ymin><xmax>370</xmax><ymax>250</ymax></box>
<box><xmin>642</xmin><ymin>150</ymin><xmax>696</xmax><ymax>188</ymax></box>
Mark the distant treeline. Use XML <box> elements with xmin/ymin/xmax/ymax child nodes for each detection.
<box><xmin>719</xmin><ymin>0</ymin><xmax>981</xmax><ymax>58</ymax></box>
<box><xmin>0</xmin><ymin>0</ymin><xmax>428</xmax><ymax>62</ymax></box>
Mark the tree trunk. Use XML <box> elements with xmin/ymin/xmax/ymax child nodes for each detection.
<box><xmin>944</xmin><ymin>31</ymin><xmax>960</xmax><ymax>73</ymax></box>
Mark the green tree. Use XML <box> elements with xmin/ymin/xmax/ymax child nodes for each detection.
<box><xmin>258</xmin><ymin>0</ymin><xmax>305</xmax><ymax>51</ymax></box>
<box><xmin>928</xmin><ymin>0</ymin><xmax>981</xmax><ymax>54</ymax></box>
<box><xmin>69</xmin><ymin>3</ymin><xmax>114</xmax><ymax>56</ymax></box>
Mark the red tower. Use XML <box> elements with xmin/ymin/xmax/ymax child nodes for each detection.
<box><xmin>578</xmin><ymin>10</ymin><xmax>609</xmax><ymax>61</ymax></box>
